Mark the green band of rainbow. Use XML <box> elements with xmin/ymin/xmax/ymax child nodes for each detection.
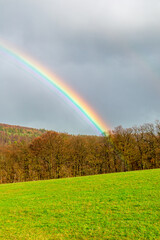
<box><xmin>0</xmin><ymin>42</ymin><xmax>109</xmax><ymax>135</ymax></box>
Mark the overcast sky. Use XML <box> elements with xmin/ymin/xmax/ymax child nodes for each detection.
<box><xmin>0</xmin><ymin>0</ymin><xmax>160</xmax><ymax>135</ymax></box>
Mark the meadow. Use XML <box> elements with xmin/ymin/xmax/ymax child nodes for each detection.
<box><xmin>0</xmin><ymin>169</ymin><xmax>160</xmax><ymax>240</ymax></box>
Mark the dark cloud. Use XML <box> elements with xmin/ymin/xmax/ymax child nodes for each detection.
<box><xmin>0</xmin><ymin>0</ymin><xmax>160</xmax><ymax>134</ymax></box>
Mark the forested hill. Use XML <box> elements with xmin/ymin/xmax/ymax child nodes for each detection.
<box><xmin>0</xmin><ymin>123</ymin><xmax>46</xmax><ymax>145</ymax></box>
<box><xmin>0</xmin><ymin>121</ymin><xmax>160</xmax><ymax>184</ymax></box>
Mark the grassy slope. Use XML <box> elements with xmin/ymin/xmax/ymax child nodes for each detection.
<box><xmin>0</xmin><ymin>169</ymin><xmax>160</xmax><ymax>240</ymax></box>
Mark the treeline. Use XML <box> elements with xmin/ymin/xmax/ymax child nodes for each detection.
<box><xmin>0</xmin><ymin>122</ymin><xmax>160</xmax><ymax>184</ymax></box>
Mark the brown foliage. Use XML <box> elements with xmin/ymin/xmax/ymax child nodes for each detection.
<box><xmin>0</xmin><ymin>122</ymin><xmax>160</xmax><ymax>184</ymax></box>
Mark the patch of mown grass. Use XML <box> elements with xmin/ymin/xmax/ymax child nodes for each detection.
<box><xmin>0</xmin><ymin>169</ymin><xmax>160</xmax><ymax>239</ymax></box>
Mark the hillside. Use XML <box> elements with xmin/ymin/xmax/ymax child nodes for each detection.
<box><xmin>0</xmin><ymin>169</ymin><xmax>160</xmax><ymax>239</ymax></box>
<box><xmin>0</xmin><ymin>122</ymin><xmax>160</xmax><ymax>184</ymax></box>
<box><xmin>0</xmin><ymin>123</ymin><xmax>46</xmax><ymax>145</ymax></box>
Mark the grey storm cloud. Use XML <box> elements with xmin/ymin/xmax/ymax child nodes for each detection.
<box><xmin>0</xmin><ymin>0</ymin><xmax>160</xmax><ymax>134</ymax></box>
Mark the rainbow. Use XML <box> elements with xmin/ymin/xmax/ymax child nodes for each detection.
<box><xmin>0</xmin><ymin>41</ymin><xmax>109</xmax><ymax>135</ymax></box>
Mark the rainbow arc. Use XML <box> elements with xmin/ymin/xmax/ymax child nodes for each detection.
<box><xmin>0</xmin><ymin>42</ymin><xmax>109</xmax><ymax>135</ymax></box>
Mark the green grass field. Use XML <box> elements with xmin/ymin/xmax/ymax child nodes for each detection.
<box><xmin>0</xmin><ymin>169</ymin><xmax>160</xmax><ymax>240</ymax></box>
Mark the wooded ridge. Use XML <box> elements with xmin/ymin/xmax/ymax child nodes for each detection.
<box><xmin>0</xmin><ymin>122</ymin><xmax>160</xmax><ymax>183</ymax></box>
